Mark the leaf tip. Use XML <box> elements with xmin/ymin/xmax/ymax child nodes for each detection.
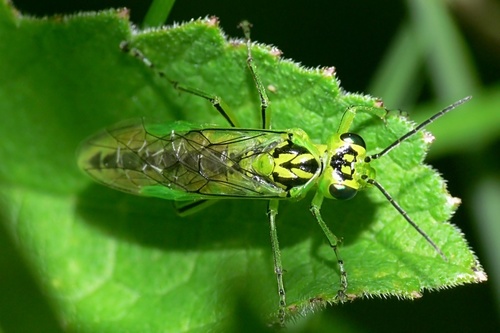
<box><xmin>321</xmin><ymin>66</ymin><xmax>336</xmax><ymax>78</ymax></box>
<box><xmin>204</xmin><ymin>15</ymin><xmax>219</xmax><ymax>27</ymax></box>
<box><xmin>116</xmin><ymin>7</ymin><xmax>130</xmax><ymax>20</ymax></box>
<box><xmin>472</xmin><ymin>265</ymin><xmax>488</xmax><ymax>283</ymax></box>
<box><xmin>448</xmin><ymin>195</ymin><xmax>462</xmax><ymax>209</ymax></box>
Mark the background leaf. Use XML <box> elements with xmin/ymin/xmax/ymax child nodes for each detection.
<box><xmin>1</xmin><ymin>0</ymin><xmax>498</xmax><ymax>332</ymax></box>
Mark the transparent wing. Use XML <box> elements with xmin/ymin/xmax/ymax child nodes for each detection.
<box><xmin>77</xmin><ymin>121</ymin><xmax>290</xmax><ymax>200</ymax></box>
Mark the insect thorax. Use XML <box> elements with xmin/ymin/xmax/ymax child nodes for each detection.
<box><xmin>265</xmin><ymin>138</ymin><xmax>321</xmax><ymax>192</ymax></box>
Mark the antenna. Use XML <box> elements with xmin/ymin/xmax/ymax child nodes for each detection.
<box><xmin>366</xmin><ymin>96</ymin><xmax>472</xmax><ymax>162</ymax></box>
<box><xmin>363</xmin><ymin>176</ymin><xmax>448</xmax><ymax>260</ymax></box>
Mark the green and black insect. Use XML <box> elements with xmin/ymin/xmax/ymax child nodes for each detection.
<box><xmin>77</xmin><ymin>21</ymin><xmax>470</xmax><ymax>325</ymax></box>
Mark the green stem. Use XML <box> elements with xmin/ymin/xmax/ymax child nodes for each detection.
<box><xmin>142</xmin><ymin>0</ymin><xmax>176</xmax><ymax>28</ymax></box>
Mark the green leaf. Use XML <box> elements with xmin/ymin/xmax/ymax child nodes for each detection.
<box><xmin>0</xmin><ymin>2</ymin><xmax>486</xmax><ymax>332</ymax></box>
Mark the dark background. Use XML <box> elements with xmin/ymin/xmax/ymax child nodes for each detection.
<box><xmin>4</xmin><ymin>0</ymin><xmax>500</xmax><ymax>332</ymax></box>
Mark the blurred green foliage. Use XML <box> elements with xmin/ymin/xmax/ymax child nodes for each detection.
<box><xmin>1</xmin><ymin>0</ymin><xmax>499</xmax><ymax>332</ymax></box>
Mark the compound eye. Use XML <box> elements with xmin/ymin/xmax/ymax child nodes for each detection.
<box><xmin>340</xmin><ymin>133</ymin><xmax>366</xmax><ymax>149</ymax></box>
<box><xmin>329</xmin><ymin>183</ymin><xmax>358</xmax><ymax>200</ymax></box>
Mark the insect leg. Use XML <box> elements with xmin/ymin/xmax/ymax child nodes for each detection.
<box><xmin>174</xmin><ymin>199</ymin><xmax>218</xmax><ymax>217</ymax></box>
<box><xmin>238</xmin><ymin>21</ymin><xmax>271</xmax><ymax>130</ymax></box>
<box><xmin>310</xmin><ymin>192</ymin><xmax>348</xmax><ymax>301</ymax></box>
<box><xmin>120</xmin><ymin>41</ymin><xmax>240</xmax><ymax>128</ymax></box>
<box><xmin>337</xmin><ymin>105</ymin><xmax>387</xmax><ymax>134</ymax></box>
<box><xmin>268</xmin><ymin>199</ymin><xmax>286</xmax><ymax>326</ymax></box>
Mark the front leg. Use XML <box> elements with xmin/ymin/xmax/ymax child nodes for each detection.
<box><xmin>310</xmin><ymin>192</ymin><xmax>348</xmax><ymax>301</ymax></box>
